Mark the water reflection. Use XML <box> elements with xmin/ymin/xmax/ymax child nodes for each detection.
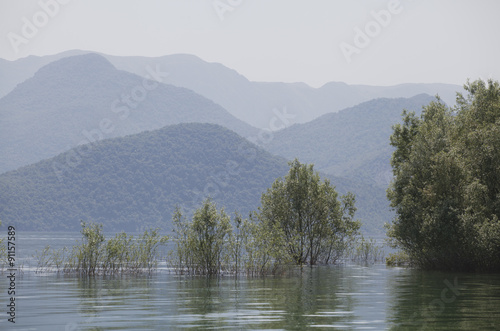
<box><xmin>387</xmin><ymin>268</ymin><xmax>500</xmax><ymax>330</ymax></box>
<box><xmin>168</xmin><ymin>265</ymin><xmax>384</xmax><ymax>329</ymax></box>
<box><xmin>1</xmin><ymin>264</ymin><xmax>499</xmax><ymax>330</ymax></box>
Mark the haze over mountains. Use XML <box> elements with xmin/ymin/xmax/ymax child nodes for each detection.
<box><xmin>0</xmin><ymin>53</ymin><xmax>256</xmax><ymax>173</ymax></box>
<box><xmin>265</xmin><ymin>94</ymin><xmax>435</xmax><ymax>187</ymax></box>
<box><xmin>0</xmin><ymin>123</ymin><xmax>387</xmax><ymax>233</ymax></box>
<box><xmin>0</xmin><ymin>124</ymin><xmax>284</xmax><ymax>231</ymax></box>
<box><xmin>0</xmin><ymin>51</ymin><xmax>458</xmax><ymax>235</ymax></box>
<box><xmin>0</xmin><ymin>50</ymin><xmax>462</xmax><ymax>128</ymax></box>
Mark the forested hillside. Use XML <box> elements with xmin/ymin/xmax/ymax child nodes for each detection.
<box><xmin>264</xmin><ymin>94</ymin><xmax>436</xmax><ymax>187</ymax></box>
<box><xmin>0</xmin><ymin>123</ymin><xmax>388</xmax><ymax>234</ymax></box>
<box><xmin>0</xmin><ymin>53</ymin><xmax>434</xmax><ymax>235</ymax></box>
<box><xmin>0</xmin><ymin>53</ymin><xmax>257</xmax><ymax>173</ymax></box>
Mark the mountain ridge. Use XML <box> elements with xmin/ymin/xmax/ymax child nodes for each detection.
<box><xmin>263</xmin><ymin>94</ymin><xmax>436</xmax><ymax>187</ymax></box>
<box><xmin>0</xmin><ymin>53</ymin><xmax>258</xmax><ymax>174</ymax></box>
<box><xmin>0</xmin><ymin>123</ymin><xmax>389</xmax><ymax>234</ymax></box>
<box><xmin>0</xmin><ymin>50</ymin><xmax>463</xmax><ymax>128</ymax></box>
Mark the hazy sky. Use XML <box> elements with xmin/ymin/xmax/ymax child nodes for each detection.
<box><xmin>1</xmin><ymin>0</ymin><xmax>498</xmax><ymax>87</ymax></box>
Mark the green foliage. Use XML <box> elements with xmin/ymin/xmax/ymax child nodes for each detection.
<box><xmin>171</xmin><ymin>206</ymin><xmax>191</xmax><ymax>273</ymax></box>
<box><xmin>34</xmin><ymin>245</ymin><xmax>69</xmax><ymax>273</ymax></box>
<box><xmin>102</xmin><ymin>230</ymin><xmax>169</xmax><ymax>274</ymax></box>
<box><xmin>171</xmin><ymin>199</ymin><xmax>232</xmax><ymax>275</ymax></box>
<box><xmin>103</xmin><ymin>232</ymin><xmax>132</xmax><ymax>274</ymax></box>
<box><xmin>37</xmin><ymin>221</ymin><xmax>169</xmax><ymax>275</ymax></box>
<box><xmin>264</xmin><ymin>96</ymin><xmax>435</xmax><ymax>235</ymax></box>
<box><xmin>73</xmin><ymin>221</ymin><xmax>105</xmax><ymax>275</ymax></box>
<box><xmin>190</xmin><ymin>199</ymin><xmax>231</xmax><ymax>275</ymax></box>
<box><xmin>387</xmin><ymin>79</ymin><xmax>500</xmax><ymax>271</ymax></box>
<box><xmin>349</xmin><ymin>236</ymin><xmax>385</xmax><ymax>264</ymax></box>
<box><xmin>385</xmin><ymin>251</ymin><xmax>411</xmax><ymax>267</ymax></box>
<box><xmin>34</xmin><ymin>245</ymin><xmax>53</xmax><ymax>273</ymax></box>
<box><xmin>242</xmin><ymin>214</ymin><xmax>292</xmax><ymax>275</ymax></box>
<box><xmin>131</xmin><ymin>228</ymin><xmax>169</xmax><ymax>273</ymax></box>
<box><xmin>257</xmin><ymin>159</ymin><xmax>360</xmax><ymax>266</ymax></box>
<box><xmin>51</xmin><ymin>246</ymin><xmax>68</xmax><ymax>272</ymax></box>
<box><xmin>171</xmin><ymin>198</ymin><xmax>299</xmax><ymax>276</ymax></box>
<box><xmin>228</xmin><ymin>212</ymin><xmax>244</xmax><ymax>275</ymax></box>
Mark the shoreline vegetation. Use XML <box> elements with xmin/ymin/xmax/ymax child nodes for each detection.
<box><xmin>21</xmin><ymin>218</ymin><xmax>384</xmax><ymax>277</ymax></box>
<box><xmin>0</xmin><ymin>160</ymin><xmax>384</xmax><ymax>276</ymax></box>
<box><xmin>386</xmin><ymin>79</ymin><xmax>500</xmax><ymax>272</ymax></box>
<box><xmin>2</xmin><ymin>79</ymin><xmax>496</xmax><ymax>276</ymax></box>
<box><xmin>31</xmin><ymin>222</ymin><xmax>168</xmax><ymax>275</ymax></box>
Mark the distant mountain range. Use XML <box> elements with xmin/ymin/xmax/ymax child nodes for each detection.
<box><xmin>0</xmin><ymin>50</ymin><xmax>463</xmax><ymax>128</ymax></box>
<box><xmin>0</xmin><ymin>123</ymin><xmax>388</xmax><ymax>234</ymax></box>
<box><xmin>0</xmin><ymin>53</ymin><xmax>257</xmax><ymax>174</ymax></box>
<box><xmin>264</xmin><ymin>94</ymin><xmax>435</xmax><ymax>188</ymax></box>
<box><xmin>0</xmin><ymin>51</ymin><xmax>459</xmax><ymax>235</ymax></box>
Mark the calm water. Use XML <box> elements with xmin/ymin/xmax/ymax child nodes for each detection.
<box><xmin>1</xmin><ymin>233</ymin><xmax>500</xmax><ymax>330</ymax></box>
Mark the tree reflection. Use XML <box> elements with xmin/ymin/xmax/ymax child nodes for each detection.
<box><xmin>174</xmin><ymin>266</ymin><xmax>359</xmax><ymax>329</ymax></box>
<box><xmin>387</xmin><ymin>269</ymin><xmax>500</xmax><ymax>330</ymax></box>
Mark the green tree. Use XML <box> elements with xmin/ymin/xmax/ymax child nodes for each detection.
<box><xmin>172</xmin><ymin>199</ymin><xmax>231</xmax><ymax>275</ymax></box>
<box><xmin>257</xmin><ymin>159</ymin><xmax>360</xmax><ymax>265</ymax></box>
<box><xmin>387</xmin><ymin>79</ymin><xmax>500</xmax><ymax>271</ymax></box>
<box><xmin>103</xmin><ymin>232</ymin><xmax>132</xmax><ymax>274</ymax></box>
<box><xmin>243</xmin><ymin>214</ymin><xmax>291</xmax><ymax>275</ymax></box>
<box><xmin>228</xmin><ymin>212</ymin><xmax>244</xmax><ymax>274</ymax></box>
<box><xmin>73</xmin><ymin>221</ymin><xmax>105</xmax><ymax>275</ymax></box>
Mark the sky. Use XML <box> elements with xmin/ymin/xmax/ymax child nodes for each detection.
<box><xmin>0</xmin><ymin>0</ymin><xmax>499</xmax><ymax>87</ymax></box>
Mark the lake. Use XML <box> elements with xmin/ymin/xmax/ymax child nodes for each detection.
<box><xmin>1</xmin><ymin>232</ymin><xmax>500</xmax><ymax>330</ymax></box>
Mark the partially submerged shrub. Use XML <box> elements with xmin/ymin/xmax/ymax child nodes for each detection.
<box><xmin>37</xmin><ymin>221</ymin><xmax>168</xmax><ymax>276</ymax></box>
<box><xmin>386</xmin><ymin>251</ymin><xmax>411</xmax><ymax>267</ymax></box>
<box><xmin>350</xmin><ymin>236</ymin><xmax>385</xmax><ymax>264</ymax></box>
<box><xmin>171</xmin><ymin>199</ymin><xmax>231</xmax><ymax>275</ymax></box>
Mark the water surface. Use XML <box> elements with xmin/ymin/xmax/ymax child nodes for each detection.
<box><xmin>1</xmin><ymin>233</ymin><xmax>499</xmax><ymax>330</ymax></box>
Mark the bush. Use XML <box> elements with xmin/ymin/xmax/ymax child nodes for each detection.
<box><xmin>171</xmin><ymin>199</ymin><xmax>231</xmax><ymax>275</ymax></box>
<box><xmin>385</xmin><ymin>251</ymin><xmax>411</xmax><ymax>267</ymax></box>
<box><xmin>35</xmin><ymin>221</ymin><xmax>168</xmax><ymax>275</ymax></box>
<box><xmin>350</xmin><ymin>236</ymin><xmax>384</xmax><ymax>263</ymax></box>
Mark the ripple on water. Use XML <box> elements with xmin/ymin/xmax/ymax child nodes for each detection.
<box><xmin>3</xmin><ymin>237</ymin><xmax>500</xmax><ymax>331</ymax></box>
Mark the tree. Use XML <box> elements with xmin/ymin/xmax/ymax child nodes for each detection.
<box><xmin>172</xmin><ymin>199</ymin><xmax>231</xmax><ymax>275</ymax></box>
<box><xmin>387</xmin><ymin>79</ymin><xmax>500</xmax><ymax>271</ymax></box>
<box><xmin>257</xmin><ymin>159</ymin><xmax>360</xmax><ymax>265</ymax></box>
<box><xmin>74</xmin><ymin>221</ymin><xmax>105</xmax><ymax>275</ymax></box>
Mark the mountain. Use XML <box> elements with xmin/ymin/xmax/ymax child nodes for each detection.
<box><xmin>65</xmin><ymin>53</ymin><xmax>468</xmax><ymax>128</ymax></box>
<box><xmin>0</xmin><ymin>53</ymin><xmax>258</xmax><ymax>174</ymax></box>
<box><xmin>0</xmin><ymin>51</ymin><xmax>463</xmax><ymax>128</ymax></box>
<box><xmin>263</xmin><ymin>94</ymin><xmax>436</xmax><ymax>187</ymax></box>
<box><xmin>0</xmin><ymin>123</ymin><xmax>388</xmax><ymax>234</ymax></box>
<box><xmin>0</xmin><ymin>50</ymin><xmax>88</xmax><ymax>98</ymax></box>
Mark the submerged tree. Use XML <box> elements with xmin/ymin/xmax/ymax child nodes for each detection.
<box><xmin>172</xmin><ymin>199</ymin><xmax>231</xmax><ymax>275</ymax></box>
<box><xmin>387</xmin><ymin>79</ymin><xmax>500</xmax><ymax>271</ymax></box>
<box><xmin>62</xmin><ymin>221</ymin><xmax>168</xmax><ymax>275</ymax></box>
<box><xmin>74</xmin><ymin>221</ymin><xmax>105</xmax><ymax>275</ymax></box>
<box><xmin>256</xmin><ymin>159</ymin><xmax>360</xmax><ymax>265</ymax></box>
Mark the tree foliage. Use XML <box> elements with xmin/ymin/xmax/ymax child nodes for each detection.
<box><xmin>257</xmin><ymin>159</ymin><xmax>360</xmax><ymax>265</ymax></box>
<box><xmin>171</xmin><ymin>198</ymin><xmax>290</xmax><ymax>276</ymax></box>
<box><xmin>171</xmin><ymin>161</ymin><xmax>361</xmax><ymax>275</ymax></box>
<box><xmin>32</xmin><ymin>221</ymin><xmax>170</xmax><ymax>275</ymax></box>
<box><xmin>172</xmin><ymin>199</ymin><xmax>232</xmax><ymax>275</ymax></box>
<box><xmin>387</xmin><ymin>79</ymin><xmax>500</xmax><ymax>271</ymax></box>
